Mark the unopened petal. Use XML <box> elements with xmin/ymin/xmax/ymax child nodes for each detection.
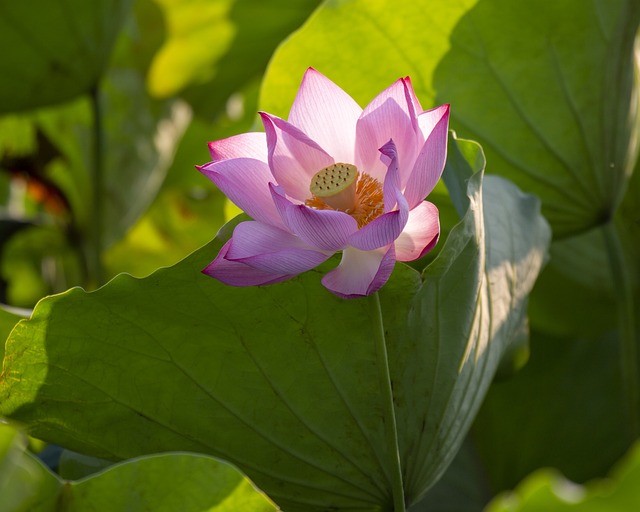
<box><xmin>226</xmin><ymin>221</ymin><xmax>331</xmax><ymax>274</ymax></box>
<box><xmin>394</xmin><ymin>201</ymin><xmax>440</xmax><ymax>261</ymax></box>
<box><xmin>208</xmin><ymin>132</ymin><xmax>267</xmax><ymax>162</ymax></box>
<box><xmin>322</xmin><ymin>245</ymin><xmax>396</xmax><ymax>299</ymax></box>
<box><xmin>355</xmin><ymin>78</ymin><xmax>421</xmax><ymax>183</ymax></box>
<box><xmin>198</xmin><ymin>158</ymin><xmax>283</xmax><ymax>227</ymax></box>
<box><xmin>288</xmin><ymin>68</ymin><xmax>362</xmax><ymax>164</ymax></box>
<box><xmin>404</xmin><ymin>104</ymin><xmax>450</xmax><ymax>208</ymax></box>
<box><xmin>261</xmin><ymin>112</ymin><xmax>334</xmax><ymax>201</ymax></box>
<box><xmin>271</xmin><ymin>184</ymin><xmax>358</xmax><ymax>252</ymax></box>
<box><xmin>203</xmin><ymin>240</ymin><xmax>293</xmax><ymax>286</ymax></box>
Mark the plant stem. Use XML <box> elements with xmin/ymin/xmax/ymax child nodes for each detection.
<box><xmin>602</xmin><ymin>221</ymin><xmax>638</xmax><ymax>440</ymax></box>
<box><xmin>89</xmin><ymin>85</ymin><xmax>104</xmax><ymax>288</ymax></box>
<box><xmin>371</xmin><ymin>292</ymin><xmax>405</xmax><ymax>511</ymax></box>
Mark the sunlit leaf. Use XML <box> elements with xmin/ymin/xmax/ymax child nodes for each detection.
<box><xmin>261</xmin><ymin>0</ymin><xmax>639</xmax><ymax>237</ymax></box>
<box><xmin>148</xmin><ymin>0</ymin><xmax>322</xmax><ymax>119</ymax></box>
<box><xmin>0</xmin><ymin>305</ymin><xmax>27</xmax><ymax>361</ymax></box>
<box><xmin>485</xmin><ymin>442</ymin><xmax>640</xmax><ymax>512</ymax></box>
<box><xmin>0</xmin><ymin>0</ymin><xmax>133</xmax><ymax>113</ymax></box>
<box><xmin>391</xmin><ymin>150</ymin><xmax>550</xmax><ymax>505</ymax></box>
<box><xmin>0</xmin><ymin>424</ymin><xmax>60</xmax><ymax>512</ymax></box>
<box><xmin>65</xmin><ymin>453</ymin><xmax>277</xmax><ymax>512</ymax></box>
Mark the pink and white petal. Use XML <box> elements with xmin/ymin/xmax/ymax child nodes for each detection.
<box><xmin>417</xmin><ymin>103</ymin><xmax>450</xmax><ymax>141</ymax></box>
<box><xmin>270</xmin><ymin>184</ymin><xmax>358</xmax><ymax>252</ymax></box>
<box><xmin>198</xmin><ymin>158</ymin><xmax>283</xmax><ymax>227</ymax></box>
<box><xmin>394</xmin><ymin>201</ymin><xmax>440</xmax><ymax>262</ymax></box>
<box><xmin>355</xmin><ymin>78</ymin><xmax>421</xmax><ymax>183</ymax></box>
<box><xmin>208</xmin><ymin>132</ymin><xmax>267</xmax><ymax>162</ymax></box>
<box><xmin>288</xmin><ymin>68</ymin><xmax>362</xmax><ymax>164</ymax></box>
<box><xmin>261</xmin><ymin>112</ymin><xmax>334</xmax><ymax>201</ymax></box>
<box><xmin>225</xmin><ymin>221</ymin><xmax>332</xmax><ymax>274</ymax></box>
<box><xmin>403</xmin><ymin>77</ymin><xmax>423</xmax><ymax>123</ymax></box>
<box><xmin>321</xmin><ymin>245</ymin><xmax>396</xmax><ymax>299</ymax></box>
<box><xmin>404</xmin><ymin>105</ymin><xmax>450</xmax><ymax>208</ymax></box>
<box><xmin>203</xmin><ymin>240</ymin><xmax>293</xmax><ymax>287</ymax></box>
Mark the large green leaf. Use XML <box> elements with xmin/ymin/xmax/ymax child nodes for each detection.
<box><xmin>0</xmin><ymin>424</ymin><xmax>276</xmax><ymax>512</ymax></box>
<box><xmin>392</xmin><ymin>170</ymin><xmax>549</xmax><ymax>505</ymax></box>
<box><xmin>0</xmin><ymin>137</ymin><xmax>549</xmax><ymax>510</ymax></box>
<box><xmin>0</xmin><ymin>0</ymin><xmax>133</xmax><ymax>113</ymax></box>
<box><xmin>260</xmin><ymin>0</ymin><xmax>639</xmax><ymax>237</ymax></box>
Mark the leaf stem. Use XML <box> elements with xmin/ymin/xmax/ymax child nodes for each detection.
<box><xmin>89</xmin><ymin>85</ymin><xmax>104</xmax><ymax>288</ymax></box>
<box><xmin>371</xmin><ymin>291</ymin><xmax>405</xmax><ymax>511</ymax></box>
<box><xmin>602</xmin><ymin>221</ymin><xmax>638</xmax><ymax>440</ymax></box>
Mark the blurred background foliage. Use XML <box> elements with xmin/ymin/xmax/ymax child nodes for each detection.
<box><xmin>0</xmin><ymin>0</ymin><xmax>639</xmax><ymax>510</ymax></box>
<box><xmin>0</xmin><ymin>0</ymin><xmax>322</xmax><ymax>305</ymax></box>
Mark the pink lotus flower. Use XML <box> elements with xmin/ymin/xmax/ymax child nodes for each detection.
<box><xmin>198</xmin><ymin>68</ymin><xmax>449</xmax><ymax>299</ymax></box>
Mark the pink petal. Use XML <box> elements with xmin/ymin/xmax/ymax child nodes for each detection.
<box><xmin>226</xmin><ymin>221</ymin><xmax>331</xmax><ymax>274</ymax></box>
<box><xmin>348</xmin><ymin>209</ymin><xmax>408</xmax><ymax>251</ymax></box>
<box><xmin>203</xmin><ymin>240</ymin><xmax>293</xmax><ymax>286</ymax></box>
<box><xmin>355</xmin><ymin>78</ymin><xmax>421</xmax><ymax>183</ymax></box>
<box><xmin>404</xmin><ymin>104</ymin><xmax>450</xmax><ymax>208</ymax></box>
<box><xmin>403</xmin><ymin>77</ymin><xmax>423</xmax><ymax>120</ymax></box>
<box><xmin>270</xmin><ymin>184</ymin><xmax>358</xmax><ymax>252</ymax></box>
<box><xmin>198</xmin><ymin>158</ymin><xmax>283</xmax><ymax>227</ymax></box>
<box><xmin>395</xmin><ymin>201</ymin><xmax>440</xmax><ymax>262</ymax></box>
<box><xmin>261</xmin><ymin>112</ymin><xmax>334</xmax><ymax>201</ymax></box>
<box><xmin>321</xmin><ymin>245</ymin><xmax>396</xmax><ymax>299</ymax></box>
<box><xmin>288</xmin><ymin>68</ymin><xmax>362</xmax><ymax>164</ymax></box>
<box><xmin>349</xmin><ymin>141</ymin><xmax>409</xmax><ymax>251</ymax></box>
<box><xmin>208</xmin><ymin>132</ymin><xmax>267</xmax><ymax>162</ymax></box>
<box><xmin>379</xmin><ymin>139</ymin><xmax>402</xmax><ymax>212</ymax></box>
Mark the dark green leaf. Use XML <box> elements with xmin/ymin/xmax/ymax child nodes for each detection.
<box><xmin>0</xmin><ymin>0</ymin><xmax>133</xmax><ymax>113</ymax></box>
<box><xmin>472</xmin><ymin>330</ymin><xmax>629</xmax><ymax>492</ymax></box>
<box><xmin>409</xmin><ymin>439</ymin><xmax>489</xmax><ymax>512</ymax></box>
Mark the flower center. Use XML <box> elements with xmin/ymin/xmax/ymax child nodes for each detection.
<box><xmin>306</xmin><ymin>163</ymin><xmax>384</xmax><ymax>228</ymax></box>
